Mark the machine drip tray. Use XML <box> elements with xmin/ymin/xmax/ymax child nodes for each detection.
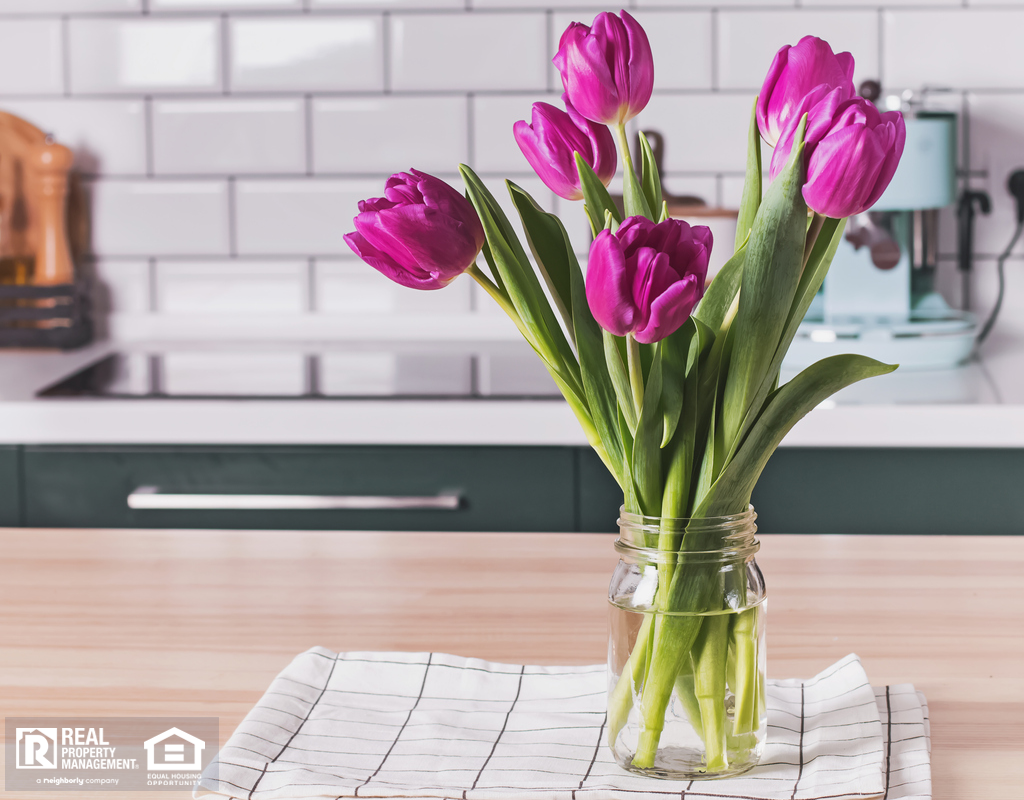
<box><xmin>784</xmin><ymin>310</ymin><xmax>978</xmax><ymax>371</ymax></box>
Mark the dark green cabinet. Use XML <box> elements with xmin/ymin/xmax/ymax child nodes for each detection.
<box><xmin>12</xmin><ymin>444</ymin><xmax>1024</xmax><ymax>533</ymax></box>
<box><xmin>0</xmin><ymin>445</ymin><xmax>21</xmax><ymax>526</ymax></box>
<box><xmin>22</xmin><ymin>445</ymin><xmax>577</xmax><ymax>532</ymax></box>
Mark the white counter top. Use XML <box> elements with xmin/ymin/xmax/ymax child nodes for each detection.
<box><xmin>2</xmin><ymin>338</ymin><xmax>1024</xmax><ymax>447</ymax></box>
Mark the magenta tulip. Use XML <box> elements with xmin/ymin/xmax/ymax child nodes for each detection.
<box><xmin>344</xmin><ymin>169</ymin><xmax>485</xmax><ymax>291</ymax></box>
<box><xmin>757</xmin><ymin>36</ymin><xmax>855</xmax><ymax>148</ymax></box>
<box><xmin>772</xmin><ymin>96</ymin><xmax>906</xmax><ymax>218</ymax></box>
<box><xmin>513</xmin><ymin>95</ymin><xmax>616</xmax><ymax>201</ymax></box>
<box><xmin>553</xmin><ymin>10</ymin><xmax>654</xmax><ymax>127</ymax></box>
<box><xmin>586</xmin><ymin>216</ymin><xmax>711</xmax><ymax>344</ymax></box>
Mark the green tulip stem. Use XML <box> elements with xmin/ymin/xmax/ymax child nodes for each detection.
<box><xmin>608</xmin><ymin>611</ymin><xmax>654</xmax><ymax>747</ymax></box>
<box><xmin>673</xmin><ymin>653</ymin><xmax>705</xmax><ymax>742</ymax></box>
<box><xmin>614</xmin><ymin>124</ymin><xmax>637</xmax><ymax>187</ymax></box>
<box><xmin>730</xmin><ymin>607</ymin><xmax>760</xmax><ymax>736</ymax></box>
<box><xmin>693</xmin><ymin>613</ymin><xmax>730</xmax><ymax>772</ymax></box>
<box><xmin>626</xmin><ymin>333</ymin><xmax>644</xmax><ymax>419</ymax></box>
<box><xmin>803</xmin><ymin>212</ymin><xmax>827</xmax><ymax>269</ymax></box>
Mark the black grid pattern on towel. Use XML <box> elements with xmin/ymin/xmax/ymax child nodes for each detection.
<box><xmin>197</xmin><ymin>649</ymin><xmax>931</xmax><ymax>800</ymax></box>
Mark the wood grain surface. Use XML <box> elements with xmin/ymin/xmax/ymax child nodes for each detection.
<box><xmin>2</xmin><ymin>529</ymin><xmax>1022</xmax><ymax>799</ymax></box>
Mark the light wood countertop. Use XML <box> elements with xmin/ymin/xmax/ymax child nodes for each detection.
<box><xmin>2</xmin><ymin>529</ymin><xmax>1022</xmax><ymax>799</ymax></box>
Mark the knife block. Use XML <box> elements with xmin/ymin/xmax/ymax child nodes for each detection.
<box><xmin>0</xmin><ymin>110</ymin><xmax>91</xmax><ymax>349</ymax></box>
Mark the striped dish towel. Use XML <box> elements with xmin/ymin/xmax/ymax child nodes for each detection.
<box><xmin>195</xmin><ymin>649</ymin><xmax>930</xmax><ymax>800</ymax></box>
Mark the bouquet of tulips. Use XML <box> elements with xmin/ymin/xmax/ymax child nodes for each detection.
<box><xmin>346</xmin><ymin>12</ymin><xmax>905</xmax><ymax>776</ymax></box>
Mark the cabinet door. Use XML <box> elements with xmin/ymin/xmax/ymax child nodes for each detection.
<box><xmin>0</xmin><ymin>445</ymin><xmax>21</xmax><ymax>526</ymax></box>
<box><xmin>23</xmin><ymin>445</ymin><xmax>576</xmax><ymax>532</ymax></box>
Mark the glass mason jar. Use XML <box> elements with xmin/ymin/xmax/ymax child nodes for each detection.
<box><xmin>607</xmin><ymin>507</ymin><xmax>766</xmax><ymax>779</ymax></box>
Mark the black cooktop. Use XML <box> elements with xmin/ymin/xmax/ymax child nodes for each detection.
<box><xmin>38</xmin><ymin>348</ymin><xmax>563</xmax><ymax>401</ymax></box>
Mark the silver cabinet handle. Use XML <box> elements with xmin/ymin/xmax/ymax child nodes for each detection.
<box><xmin>127</xmin><ymin>486</ymin><xmax>462</xmax><ymax>511</ymax></box>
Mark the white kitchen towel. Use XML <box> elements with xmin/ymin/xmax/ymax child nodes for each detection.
<box><xmin>196</xmin><ymin>649</ymin><xmax>928</xmax><ymax>800</ymax></box>
<box><xmin>872</xmin><ymin>686</ymin><xmax>932</xmax><ymax>800</ymax></box>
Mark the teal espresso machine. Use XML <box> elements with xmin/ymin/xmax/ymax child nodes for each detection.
<box><xmin>783</xmin><ymin>110</ymin><xmax>974</xmax><ymax>370</ymax></box>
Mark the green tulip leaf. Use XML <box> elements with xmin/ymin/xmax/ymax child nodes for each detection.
<box><xmin>639</xmin><ymin>131</ymin><xmax>663</xmax><ymax>219</ymax></box>
<box><xmin>694</xmin><ymin>242</ymin><xmax>745</xmax><ymax>334</ymax></box>
<box><xmin>604</xmin><ymin>331</ymin><xmax>638</xmax><ymax>434</ymax></box>
<box><xmin>576</xmin><ymin>153</ymin><xmax>622</xmax><ymax>228</ymax></box>
<box><xmin>508</xmin><ymin>181</ymin><xmax>576</xmax><ymax>345</ymax></box>
<box><xmin>719</xmin><ymin>118</ymin><xmax>807</xmax><ymax>453</ymax></box>
<box><xmin>460</xmin><ymin>165</ymin><xmax>583</xmax><ymax>399</ymax></box>
<box><xmin>631</xmin><ymin>342</ymin><xmax>664</xmax><ymax>515</ymax></box>
<box><xmin>735</xmin><ymin>98</ymin><xmax>763</xmax><ymax>251</ymax></box>
<box><xmin>698</xmin><ymin>355</ymin><xmax>898</xmax><ymax>517</ymax></box>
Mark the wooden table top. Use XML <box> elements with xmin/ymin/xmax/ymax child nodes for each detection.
<box><xmin>2</xmin><ymin>529</ymin><xmax>1022</xmax><ymax>800</ymax></box>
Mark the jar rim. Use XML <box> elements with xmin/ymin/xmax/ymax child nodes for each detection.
<box><xmin>615</xmin><ymin>505</ymin><xmax>759</xmax><ymax>560</ymax></box>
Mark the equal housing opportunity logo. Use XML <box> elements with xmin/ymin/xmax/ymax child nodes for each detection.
<box><xmin>6</xmin><ymin>718</ymin><xmax>218</xmax><ymax>792</ymax></box>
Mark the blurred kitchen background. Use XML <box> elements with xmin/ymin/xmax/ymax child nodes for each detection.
<box><xmin>1</xmin><ymin>0</ymin><xmax>1024</xmax><ymax>535</ymax></box>
<box><xmin>0</xmin><ymin>0</ymin><xmax>1017</xmax><ymax>346</ymax></box>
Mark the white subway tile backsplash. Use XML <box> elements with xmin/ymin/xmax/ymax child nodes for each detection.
<box><xmin>91</xmin><ymin>260</ymin><xmax>151</xmax><ymax>314</ymax></box>
<box><xmin>314</xmin><ymin>0</ymin><xmax>461</xmax><ymax>7</ymax></box>
<box><xmin>472</xmin><ymin>93</ymin><xmax>555</xmax><ymax>175</ymax></box>
<box><xmin>390</xmin><ymin>13</ymin><xmax>548</xmax><ymax>92</ymax></box>
<box><xmin>636</xmin><ymin>0</ymin><xmax>794</xmax><ymax>6</ymax></box>
<box><xmin>236</xmin><ymin>178</ymin><xmax>381</xmax><ymax>255</ymax></box>
<box><xmin>0</xmin><ymin>0</ymin><xmax>139</xmax><ymax>10</ymax></box>
<box><xmin>68</xmin><ymin>18</ymin><xmax>220</xmax><ymax>94</ymax></box>
<box><xmin>89</xmin><ymin>180</ymin><xmax>230</xmax><ymax>256</ymax></box>
<box><xmin>885</xmin><ymin>10</ymin><xmax>1024</xmax><ymax>90</ymax></box>
<box><xmin>230</xmin><ymin>16</ymin><xmax>383</xmax><ymax>92</ymax></box>
<box><xmin>965</xmin><ymin>93</ymin><xmax>1024</xmax><ymax>259</ymax></box>
<box><xmin>316</xmin><ymin>259</ymin><xmax>472</xmax><ymax>314</ymax></box>
<box><xmin>157</xmin><ymin>260</ymin><xmax>308</xmax><ymax>314</ymax></box>
<box><xmin>6</xmin><ymin>2</ymin><xmax>1024</xmax><ymax>337</ymax></box>
<box><xmin>551</xmin><ymin>11</ymin><xmax>712</xmax><ymax>92</ymax></box>
<box><xmin>153</xmin><ymin>0</ymin><xmax>299</xmax><ymax>9</ymax></box>
<box><xmin>313</xmin><ymin>96</ymin><xmax>467</xmax><ymax>174</ymax></box>
<box><xmin>638</xmin><ymin>93</ymin><xmax>754</xmax><ymax>173</ymax></box>
<box><xmin>718</xmin><ymin>10</ymin><xmax>878</xmax><ymax>91</ymax></box>
<box><xmin>0</xmin><ymin>20</ymin><xmax>63</xmax><ymax>96</ymax></box>
<box><xmin>0</xmin><ymin>99</ymin><xmax>146</xmax><ymax>175</ymax></box>
<box><xmin>162</xmin><ymin>352</ymin><xmax>307</xmax><ymax>395</ymax></box>
<box><xmin>632</xmin><ymin>12</ymin><xmax>713</xmax><ymax>91</ymax></box>
<box><xmin>153</xmin><ymin>99</ymin><xmax>305</xmax><ymax>175</ymax></box>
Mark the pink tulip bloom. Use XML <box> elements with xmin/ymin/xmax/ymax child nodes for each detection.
<box><xmin>772</xmin><ymin>96</ymin><xmax>906</xmax><ymax>219</ymax></box>
<box><xmin>586</xmin><ymin>216</ymin><xmax>711</xmax><ymax>344</ymax></box>
<box><xmin>757</xmin><ymin>36</ymin><xmax>856</xmax><ymax>148</ymax></box>
<box><xmin>513</xmin><ymin>96</ymin><xmax>617</xmax><ymax>201</ymax></box>
<box><xmin>345</xmin><ymin>170</ymin><xmax>485</xmax><ymax>290</ymax></box>
<box><xmin>553</xmin><ymin>10</ymin><xmax>654</xmax><ymax>127</ymax></box>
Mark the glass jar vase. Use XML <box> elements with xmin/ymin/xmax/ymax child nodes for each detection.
<box><xmin>607</xmin><ymin>507</ymin><xmax>766</xmax><ymax>779</ymax></box>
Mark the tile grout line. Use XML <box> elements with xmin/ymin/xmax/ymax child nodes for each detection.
<box><xmin>144</xmin><ymin>96</ymin><xmax>155</xmax><ymax>178</ymax></box>
<box><xmin>61</xmin><ymin>15</ymin><xmax>71</xmax><ymax>98</ymax></box>
<box><xmin>305</xmin><ymin>94</ymin><xmax>315</xmax><ymax>177</ymax></box>
<box><xmin>227</xmin><ymin>176</ymin><xmax>238</xmax><ymax>259</ymax></box>
<box><xmin>221</xmin><ymin>13</ymin><xmax>231</xmax><ymax>95</ymax></box>
<box><xmin>382</xmin><ymin>12</ymin><xmax>392</xmax><ymax>95</ymax></box>
<box><xmin>710</xmin><ymin>8</ymin><xmax>719</xmax><ymax>93</ymax></box>
<box><xmin>466</xmin><ymin>94</ymin><xmax>476</xmax><ymax>170</ymax></box>
<box><xmin>877</xmin><ymin>8</ymin><xmax>885</xmax><ymax>89</ymax></box>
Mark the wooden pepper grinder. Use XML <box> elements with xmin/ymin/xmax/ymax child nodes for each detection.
<box><xmin>29</xmin><ymin>137</ymin><xmax>74</xmax><ymax>286</ymax></box>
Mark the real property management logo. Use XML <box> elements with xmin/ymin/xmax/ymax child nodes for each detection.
<box><xmin>15</xmin><ymin>728</ymin><xmax>58</xmax><ymax>769</ymax></box>
<box><xmin>6</xmin><ymin>718</ymin><xmax>218</xmax><ymax>792</ymax></box>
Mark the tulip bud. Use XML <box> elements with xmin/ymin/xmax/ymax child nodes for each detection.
<box><xmin>772</xmin><ymin>96</ymin><xmax>906</xmax><ymax>219</ymax></box>
<box><xmin>344</xmin><ymin>169</ymin><xmax>485</xmax><ymax>291</ymax></box>
<box><xmin>513</xmin><ymin>96</ymin><xmax>617</xmax><ymax>201</ymax></box>
<box><xmin>757</xmin><ymin>36</ymin><xmax>856</xmax><ymax>148</ymax></box>
<box><xmin>553</xmin><ymin>10</ymin><xmax>654</xmax><ymax>127</ymax></box>
<box><xmin>586</xmin><ymin>216</ymin><xmax>711</xmax><ymax>344</ymax></box>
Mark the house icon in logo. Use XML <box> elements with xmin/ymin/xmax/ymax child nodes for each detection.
<box><xmin>143</xmin><ymin>727</ymin><xmax>205</xmax><ymax>771</ymax></box>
